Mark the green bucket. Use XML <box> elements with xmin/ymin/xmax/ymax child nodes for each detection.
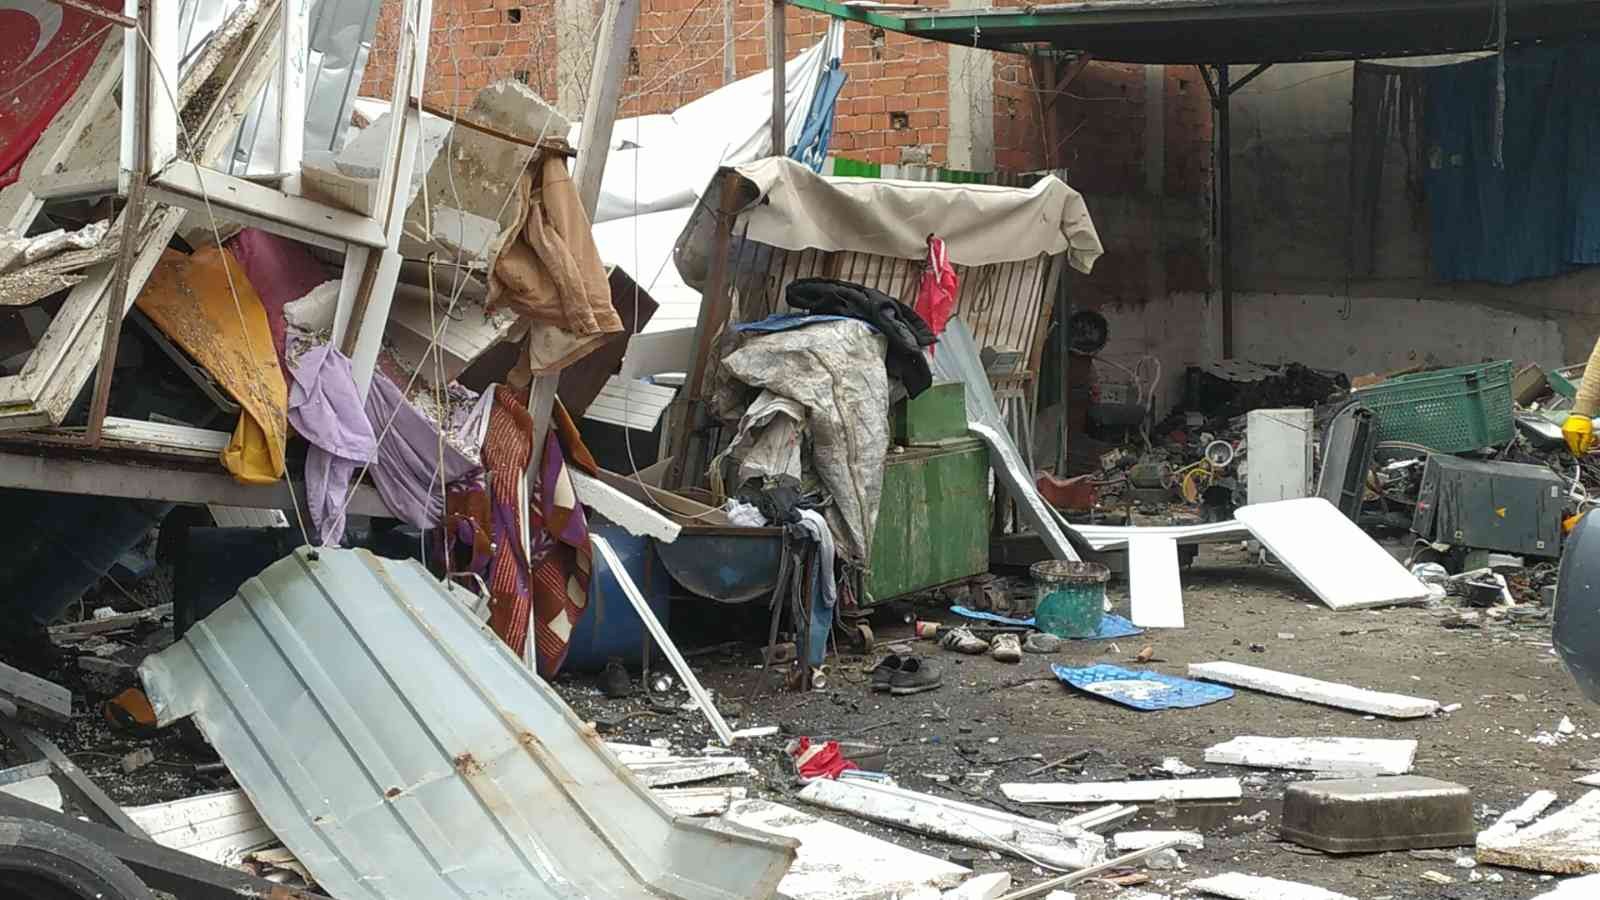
<box><xmin>1031</xmin><ymin>560</ymin><xmax>1109</xmax><ymax>639</ymax></box>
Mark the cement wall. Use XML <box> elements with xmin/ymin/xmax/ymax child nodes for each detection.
<box><xmin>1227</xmin><ymin>61</ymin><xmax>1600</xmax><ymax>372</ymax></box>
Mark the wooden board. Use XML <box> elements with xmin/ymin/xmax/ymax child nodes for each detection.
<box><xmin>723</xmin><ymin>799</ymin><xmax>969</xmax><ymax>900</ymax></box>
<box><xmin>1190</xmin><ymin>872</ymin><xmax>1355</xmax><ymax>900</ymax></box>
<box><xmin>1187</xmin><ymin>661</ymin><xmax>1438</xmax><ymax>718</ymax></box>
<box><xmin>0</xmin><ymin>660</ymin><xmax>71</xmax><ymax>722</ymax></box>
<box><xmin>1000</xmin><ymin>778</ymin><xmax>1242</xmax><ymax>805</ymax></box>
<box><xmin>1478</xmin><ymin>790</ymin><xmax>1600</xmax><ymax>874</ymax></box>
<box><xmin>1235</xmin><ymin>498</ymin><xmax>1430</xmax><ymax>610</ymax></box>
<box><xmin>1204</xmin><ymin>736</ymin><xmax>1416</xmax><ymax>776</ymax></box>
<box><xmin>1129</xmin><ymin>535</ymin><xmax>1184</xmax><ymax>628</ymax></box>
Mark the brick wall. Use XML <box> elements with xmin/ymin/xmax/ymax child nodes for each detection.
<box><xmin>361</xmin><ymin>1</ymin><xmax>967</xmax><ymax>166</ymax></box>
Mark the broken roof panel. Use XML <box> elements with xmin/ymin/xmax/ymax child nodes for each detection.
<box><xmin>139</xmin><ymin>547</ymin><xmax>794</xmax><ymax>899</ymax></box>
<box><xmin>792</xmin><ymin>0</ymin><xmax>1600</xmax><ymax>63</ymax></box>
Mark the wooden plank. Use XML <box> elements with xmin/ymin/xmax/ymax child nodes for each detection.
<box><xmin>0</xmin><ymin>792</ymin><xmax>330</xmax><ymax>900</ymax></box>
<box><xmin>0</xmin><ymin>662</ymin><xmax>71</xmax><ymax>722</ymax></box>
<box><xmin>1235</xmin><ymin>498</ymin><xmax>1430</xmax><ymax>610</ymax></box>
<box><xmin>49</xmin><ymin>604</ymin><xmax>173</xmax><ymax>638</ymax></box>
<box><xmin>1204</xmin><ymin>736</ymin><xmax>1416</xmax><ymax>776</ymax></box>
<box><xmin>1128</xmin><ymin>535</ymin><xmax>1184</xmax><ymax>628</ymax></box>
<box><xmin>1000</xmin><ymin>778</ymin><xmax>1242</xmax><ymax>805</ymax></box>
<box><xmin>1189</xmin><ymin>872</ymin><xmax>1355</xmax><ymax>900</ymax></box>
<box><xmin>1188</xmin><ymin>661</ymin><xmax>1439</xmax><ymax>719</ymax></box>
<box><xmin>1478</xmin><ymin>790</ymin><xmax>1600</xmax><ymax>874</ymax></box>
<box><xmin>723</xmin><ymin>799</ymin><xmax>969</xmax><ymax>900</ymax></box>
<box><xmin>654</xmin><ymin>786</ymin><xmax>746</xmax><ymax>816</ymax></box>
<box><xmin>798</xmin><ymin>778</ymin><xmax>1105</xmax><ymax>870</ymax></box>
<box><xmin>623</xmin><ymin>756</ymin><xmax>750</xmax><ymax>788</ymax></box>
<box><xmin>571</xmin><ymin>471</ymin><xmax>682</xmax><ymax>543</ymax></box>
<box><xmin>0</xmin><ymin>719</ymin><xmax>144</xmax><ymax>836</ymax></box>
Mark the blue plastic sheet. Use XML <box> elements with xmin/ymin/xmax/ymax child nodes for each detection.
<box><xmin>1051</xmin><ymin>663</ymin><xmax>1234</xmax><ymax>711</ymax></box>
<box><xmin>949</xmin><ymin>605</ymin><xmax>1142</xmax><ymax>639</ymax></box>
<box><xmin>1425</xmin><ymin>45</ymin><xmax>1600</xmax><ymax>284</ymax></box>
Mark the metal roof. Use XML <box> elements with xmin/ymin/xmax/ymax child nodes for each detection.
<box><xmin>792</xmin><ymin>0</ymin><xmax>1600</xmax><ymax>63</ymax></box>
<box><xmin>139</xmin><ymin>547</ymin><xmax>795</xmax><ymax>900</ymax></box>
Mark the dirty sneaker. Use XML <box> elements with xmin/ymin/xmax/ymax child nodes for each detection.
<box><xmin>870</xmin><ymin>654</ymin><xmax>906</xmax><ymax>692</ymax></box>
<box><xmin>602</xmin><ymin>658</ymin><xmax>633</xmax><ymax>698</ymax></box>
<box><xmin>939</xmin><ymin>626</ymin><xmax>990</xmax><ymax>655</ymax></box>
<box><xmin>889</xmin><ymin>657</ymin><xmax>944</xmax><ymax>695</ymax></box>
<box><xmin>991</xmin><ymin>633</ymin><xmax>1023</xmax><ymax>663</ymax></box>
<box><xmin>1023</xmin><ymin>632</ymin><xmax>1062</xmax><ymax>654</ymax></box>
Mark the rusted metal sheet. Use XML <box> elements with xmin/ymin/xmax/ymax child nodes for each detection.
<box><xmin>140</xmin><ymin>547</ymin><xmax>795</xmax><ymax>899</ymax></box>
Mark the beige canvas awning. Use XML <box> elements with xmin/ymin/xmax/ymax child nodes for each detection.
<box><xmin>675</xmin><ymin>157</ymin><xmax>1103</xmax><ymax>289</ymax></box>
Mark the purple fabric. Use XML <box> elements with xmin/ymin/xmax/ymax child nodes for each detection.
<box><xmin>364</xmin><ymin>372</ymin><xmax>481</xmax><ymax>530</ymax></box>
<box><xmin>289</xmin><ymin>345</ymin><xmax>376</xmax><ymax>546</ymax></box>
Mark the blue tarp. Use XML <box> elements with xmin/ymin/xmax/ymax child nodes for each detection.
<box><xmin>949</xmin><ymin>605</ymin><xmax>1143</xmax><ymax>639</ymax></box>
<box><xmin>1051</xmin><ymin>664</ymin><xmax>1234</xmax><ymax>711</ymax></box>
<box><xmin>1425</xmin><ymin>45</ymin><xmax>1600</xmax><ymax>284</ymax></box>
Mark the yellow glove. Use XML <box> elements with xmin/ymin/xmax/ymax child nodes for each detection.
<box><xmin>1564</xmin><ymin>414</ymin><xmax>1595</xmax><ymax>456</ymax></box>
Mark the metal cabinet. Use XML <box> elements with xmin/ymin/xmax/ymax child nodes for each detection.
<box><xmin>864</xmin><ymin>436</ymin><xmax>991</xmax><ymax>603</ymax></box>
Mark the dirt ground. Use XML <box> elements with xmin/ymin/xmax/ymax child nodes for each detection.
<box><xmin>14</xmin><ymin>543</ymin><xmax>1591</xmax><ymax>900</ymax></box>
<box><xmin>563</xmin><ymin>543</ymin><xmax>1594</xmax><ymax>900</ymax></box>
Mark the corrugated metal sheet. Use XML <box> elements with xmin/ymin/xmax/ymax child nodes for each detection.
<box><xmin>140</xmin><ymin>548</ymin><xmax>794</xmax><ymax>900</ymax></box>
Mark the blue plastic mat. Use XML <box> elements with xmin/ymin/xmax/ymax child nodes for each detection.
<box><xmin>949</xmin><ymin>606</ymin><xmax>1142</xmax><ymax>640</ymax></box>
<box><xmin>1051</xmin><ymin>663</ymin><xmax>1234</xmax><ymax>711</ymax></box>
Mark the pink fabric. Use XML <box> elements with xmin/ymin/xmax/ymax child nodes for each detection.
<box><xmin>226</xmin><ymin>228</ymin><xmax>332</xmax><ymax>364</ymax></box>
<box><xmin>913</xmin><ymin>235</ymin><xmax>958</xmax><ymax>338</ymax></box>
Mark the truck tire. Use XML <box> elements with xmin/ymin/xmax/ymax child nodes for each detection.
<box><xmin>0</xmin><ymin>815</ymin><xmax>153</xmax><ymax>900</ymax></box>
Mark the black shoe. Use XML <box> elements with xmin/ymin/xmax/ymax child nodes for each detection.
<box><xmin>870</xmin><ymin>654</ymin><xmax>906</xmax><ymax>692</ymax></box>
<box><xmin>602</xmin><ymin>658</ymin><xmax>633</xmax><ymax>698</ymax></box>
<box><xmin>889</xmin><ymin>657</ymin><xmax>943</xmax><ymax>695</ymax></box>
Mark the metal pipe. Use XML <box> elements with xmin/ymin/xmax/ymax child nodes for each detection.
<box><xmin>1215</xmin><ymin>63</ymin><xmax>1233</xmax><ymax>359</ymax></box>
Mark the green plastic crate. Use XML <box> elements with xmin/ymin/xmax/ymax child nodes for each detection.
<box><xmin>1354</xmin><ymin>360</ymin><xmax>1514</xmax><ymax>452</ymax></box>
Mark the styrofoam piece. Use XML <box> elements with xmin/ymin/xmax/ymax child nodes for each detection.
<box><xmin>1129</xmin><ymin>535</ymin><xmax>1184</xmax><ymax>628</ymax></box>
<box><xmin>1204</xmin><ymin>736</ymin><xmax>1417</xmax><ymax>776</ymax></box>
<box><xmin>1532</xmin><ymin>872</ymin><xmax>1600</xmax><ymax>898</ymax></box>
<box><xmin>1001</xmin><ymin>778</ymin><xmax>1242</xmax><ymax>805</ymax></box>
<box><xmin>1060</xmin><ymin>803</ymin><xmax>1138</xmax><ymax>832</ymax></box>
<box><xmin>1113</xmin><ymin>830</ymin><xmax>1204</xmax><ymax>852</ymax></box>
<box><xmin>1235</xmin><ymin>497</ymin><xmax>1430</xmax><ymax>610</ymax></box>
<box><xmin>798</xmin><ymin>778</ymin><xmax>1105</xmax><ymax>870</ymax></box>
<box><xmin>1189</xmin><ymin>872</ymin><xmax>1355</xmax><ymax>900</ymax></box>
<box><xmin>724</xmin><ymin>799</ymin><xmax>970</xmax><ymax>900</ymax></box>
<box><xmin>1247</xmin><ymin>408</ymin><xmax>1313</xmax><ymax>503</ymax></box>
<box><xmin>1478</xmin><ymin>790</ymin><xmax>1600</xmax><ymax>874</ymax></box>
<box><xmin>1187</xmin><ymin>661</ymin><xmax>1439</xmax><ymax>718</ymax></box>
<box><xmin>944</xmin><ymin>872</ymin><xmax>1012</xmax><ymax>899</ymax></box>
<box><xmin>1073</xmin><ymin>520</ymin><xmax>1250</xmax><ymax>552</ymax></box>
<box><xmin>1577</xmin><ymin>774</ymin><xmax>1600</xmax><ymax>787</ymax></box>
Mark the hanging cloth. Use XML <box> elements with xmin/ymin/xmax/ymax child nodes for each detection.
<box><xmin>135</xmin><ymin>247</ymin><xmax>287</xmax><ymax>485</ymax></box>
<box><xmin>913</xmin><ymin>235</ymin><xmax>958</xmax><ymax>338</ymax></box>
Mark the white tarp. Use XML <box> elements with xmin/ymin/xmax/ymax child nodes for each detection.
<box><xmin>676</xmin><ymin>157</ymin><xmax>1104</xmax><ymax>284</ymax></box>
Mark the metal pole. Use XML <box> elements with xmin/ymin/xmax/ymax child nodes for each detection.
<box><xmin>770</xmin><ymin>0</ymin><xmax>787</xmax><ymax>157</ymax></box>
<box><xmin>1216</xmin><ymin>64</ymin><xmax>1233</xmax><ymax>359</ymax></box>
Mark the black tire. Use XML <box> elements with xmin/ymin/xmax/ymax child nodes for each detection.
<box><xmin>0</xmin><ymin>815</ymin><xmax>153</xmax><ymax>900</ymax></box>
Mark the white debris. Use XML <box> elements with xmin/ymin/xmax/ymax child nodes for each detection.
<box><xmin>1114</xmin><ymin>830</ymin><xmax>1205</xmax><ymax>852</ymax></box>
<box><xmin>1561</xmin><ymin>717</ymin><xmax>1578</xmax><ymax>735</ymax></box>
<box><xmin>1189</xmin><ymin>872</ymin><xmax>1355</xmax><ymax>900</ymax></box>
<box><xmin>942</xmin><ymin>872</ymin><xmax>1012</xmax><ymax>900</ymax></box>
<box><xmin>1158</xmin><ymin>757</ymin><xmax>1197</xmax><ymax>776</ymax></box>
<box><xmin>1204</xmin><ymin>736</ymin><xmax>1416</xmax><ymax>776</ymax></box>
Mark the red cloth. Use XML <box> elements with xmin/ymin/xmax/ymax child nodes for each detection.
<box><xmin>790</xmin><ymin>737</ymin><xmax>859</xmax><ymax>781</ymax></box>
<box><xmin>480</xmin><ymin>385</ymin><xmax>593</xmax><ymax>677</ymax></box>
<box><xmin>1</xmin><ymin>0</ymin><xmax>119</xmax><ymax>190</ymax></box>
<box><xmin>913</xmin><ymin>235</ymin><xmax>958</xmax><ymax>338</ymax></box>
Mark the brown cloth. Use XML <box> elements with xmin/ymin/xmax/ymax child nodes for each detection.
<box><xmin>489</xmin><ymin>154</ymin><xmax>621</xmax><ymax>337</ymax></box>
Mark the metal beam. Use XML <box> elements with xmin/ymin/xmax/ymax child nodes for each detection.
<box><xmin>1212</xmin><ymin>64</ymin><xmax>1233</xmax><ymax>359</ymax></box>
<box><xmin>1227</xmin><ymin>62</ymin><xmax>1273</xmax><ymax>94</ymax></box>
<box><xmin>785</xmin><ymin>0</ymin><xmax>909</xmax><ymax>33</ymax></box>
<box><xmin>770</xmin><ymin>0</ymin><xmax>787</xmax><ymax>157</ymax></box>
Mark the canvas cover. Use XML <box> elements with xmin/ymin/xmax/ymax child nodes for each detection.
<box><xmin>675</xmin><ymin>157</ymin><xmax>1104</xmax><ymax>290</ymax></box>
